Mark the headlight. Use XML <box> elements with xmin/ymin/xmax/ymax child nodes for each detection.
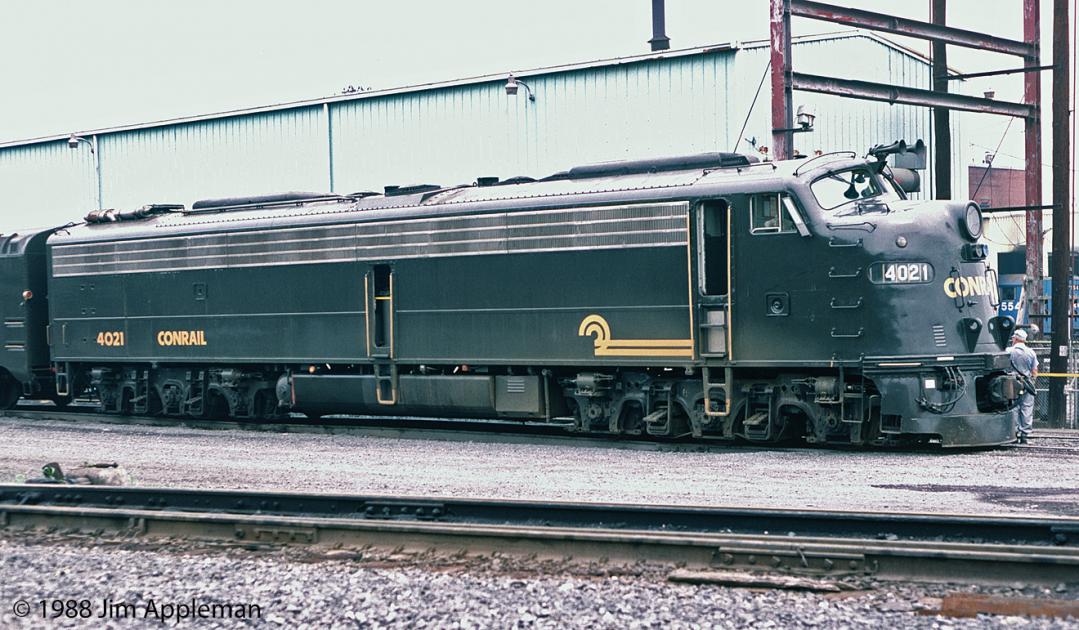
<box><xmin>962</xmin><ymin>203</ymin><xmax>983</xmax><ymax>240</ymax></box>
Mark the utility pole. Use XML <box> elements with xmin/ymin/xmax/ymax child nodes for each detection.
<box><xmin>1048</xmin><ymin>0</ymin><xmax>1072</xmax><ymax>427</ymax></box>
<box><xmin>931</xmin><ymin>0</ymin><xmax>951</xmax><ymax>199</ymax></box>
<box><xmin>1023</xmin><ymin>0</ymin><xmax>1044</xmax><ymax>328</ymax></box>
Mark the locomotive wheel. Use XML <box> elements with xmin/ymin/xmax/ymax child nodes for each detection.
<box><xmin>204</xmin><ymin>390</ymin><xmax>231</xmax><ymax>420</ymax></box>
<box><xmin>252</xmin><ymin>389</ymin><xmax>282</xmax><ymax>421</ymax></box>
<box><xmin>48</xmin><ymin>394</ymin><xmax>72</xmax><ymax>408</ymax></box>
<box><xmin>146</xmin><ymin>388</ymin><xmax>164</xmax><ymax>416</ymax></box>
<box><xmin>119</xmin><ymin>388</ymin><xmax>135</xmax><ymax>416</ymax></box>
<box><xmin>0</xmin><ymin>373</ymin><xmax>21</xmax><ymax>410</ymax></box>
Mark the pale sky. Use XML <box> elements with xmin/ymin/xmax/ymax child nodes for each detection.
<box><xmin>0</xmin><ymin>0</ymin><xmax>1067</xmax><ymax>174</ymax></box>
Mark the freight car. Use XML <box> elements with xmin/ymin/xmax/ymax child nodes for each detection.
<box><xmin>0</xmin><ymin>148</ymin><xmax>1022</xmax><ymax>446</ymax></box>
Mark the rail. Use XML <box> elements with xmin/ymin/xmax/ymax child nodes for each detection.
<box><xmin>1</xmin><ymin>485</ymin><xmax>1078</xmax><ymax>585</ymax></box>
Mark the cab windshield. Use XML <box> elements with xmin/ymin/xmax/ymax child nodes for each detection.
<box><xmin>810</xmin><ymin>167</ymin><xmax>897</xmax><ymax>210</ymax></box>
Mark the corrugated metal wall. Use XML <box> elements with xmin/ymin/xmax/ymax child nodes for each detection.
<box><xmin>0</xmin><ymin>33</ymin><xmax>958</xmax><ymax>230</ymax></box>
<box><xmin>100</xmin><ymin>107</ymin><xmax>329</xmax><ymax>210</ymax></box>
<box><xmin>0</xmin><ymin>140</ymin><xmax>97</xmax><ymax>227</ymax></box>
<box><xmin>330</xmin><ymin>52</ymin><xmax>735</xmax><ymax>194</ymax></box>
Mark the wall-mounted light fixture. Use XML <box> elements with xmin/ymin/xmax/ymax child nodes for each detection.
<box><xmin>68</xmin><ymin>133</ymin><xmax>103</xmax><ymax>209</ymax></box>
<box><xmin>774</xmin><ymin>104</ymin><xmax>816</xmax><ymax>134</ymax></box>
<box><xmin>504</xmin><ymin>74</ymin><xmax>536</xmax><ymax>102</ymax></box>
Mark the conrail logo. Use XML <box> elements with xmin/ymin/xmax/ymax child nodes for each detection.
<box><xmin>943</xmin><ymin>275</ymin><xmax>994</xmax><ymax>299</ymax></box>
<box><xmin>157</xmin><ymin>330</ymin><xmax>208</xmax><ymax>346</ymax></box>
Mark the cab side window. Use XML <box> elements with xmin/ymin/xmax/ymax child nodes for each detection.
<box><xmin>750</xmin><ymin>193</ymin><xmax>796</xmax><ymax>235</ymax></box>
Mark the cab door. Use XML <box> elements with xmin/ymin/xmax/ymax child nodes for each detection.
<box><xmin>365</xmin><ymin>264</ymin><xmax>394</xmax><ymax>358</ymax></box>
<box><xmin>729</xmin><ymin>192</ymin><xmax>825</xmax><ymax>362</ymax></box>
<box><xmin>365</xmin><ymin>264</ymin><xmax>397</xmax><ymax>404</ymax></box>
<box><xmin>695</xmin><ymin>199</ymin><xmax>731</xmax><ymax>359</ymax></box>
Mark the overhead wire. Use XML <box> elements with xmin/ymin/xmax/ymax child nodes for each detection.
<box><xmin>731</xmin><ymin>60</ymin><xmax>771</xmax><ymax>153</ymax></box>
<box><xmin>967</xmin><ymin>142</ymin><xmax>1076</xmax><ymax>173</ymax></box>
<box><xmin>971</xmin><ymin>117</ymin><xmax>1016</xmax><ymax>200</ymax></box>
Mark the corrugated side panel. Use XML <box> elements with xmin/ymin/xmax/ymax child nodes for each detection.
<box><xmin>0</xmin><ymin>140</ymin><xmax>97</xmax><ymax>229</ymax></box>
<box><xmin>100</xmin><ymin>106</ymin><xmax>330</xmax><ymax>211</ymax></box>
<box><xmin>329</xmin><ymin>52</ymin><xmax>734</xmax><ymax>195</ymax></box>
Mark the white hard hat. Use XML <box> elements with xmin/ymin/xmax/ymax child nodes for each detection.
<box><xmin>1013</xmin><ymin>329</ymin><xmax>1028</xmax><ymax>341</ymax></box>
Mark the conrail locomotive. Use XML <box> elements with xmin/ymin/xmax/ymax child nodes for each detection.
<box><xmin>0</xmin><ymin>145</ymin><xmax>1023</xmax><ymax>447</ymax></box>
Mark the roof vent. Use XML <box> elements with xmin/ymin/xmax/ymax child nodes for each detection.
<box><xmin>476</xmin><ymin>176</ymin><xmax>500</xmax><ymax>187</ymax></box>
<box><xmin>384</xmin><ymin>184</ymin><xmax>442</xmax><ymax>197</ymax></box>
<box><xmin>499</xmin><ymin>176</ymin><xmax>536</xmax><ymax>186</ymax></box>
<box><xmin>190</xmin><ymin>192</ymin><xmax>338</xmax><ymax>212</ymax></box>
<box><xmin>546</xmin><ymin>152</ymin><xmax>758</xmax><ymax>181</ymax></box>
<box><xmin>85</xmin><ymin>204</ymin><xmax>184</xmax><ymax>224</ymax></box>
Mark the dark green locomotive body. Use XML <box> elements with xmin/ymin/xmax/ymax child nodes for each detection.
<box><xmin>29</xmin><ymin>152</ymin><xmax>1020</xmax><ymax>446</ymax></box>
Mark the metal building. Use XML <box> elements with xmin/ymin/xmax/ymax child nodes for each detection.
<box><xmin>0</xmin><ymin>31</ymin><xmax>963</xmax><ymax>231</ymax></box>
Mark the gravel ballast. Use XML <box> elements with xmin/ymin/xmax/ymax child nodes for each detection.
<box><xmin>1</xmin><ymin>536</ymin><xmax>1075</xmax><ymax>629</ymax></box>
<box><xmin>0</xmin><ymin>415</ymin><xmax>1076</xmax><ymax>516</ymax></box>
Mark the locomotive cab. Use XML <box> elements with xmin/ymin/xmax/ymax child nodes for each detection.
<box><xmin>691</xmin><ymin>152</ymin><xmax>1020</xmax><ymax>446</ymax></box>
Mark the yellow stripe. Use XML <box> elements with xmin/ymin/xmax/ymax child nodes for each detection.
<box><xmin>685</xmin><ymin>212</ymin><xmax>696</xmax><ymax>359</ymax></box>
<box><xmin>596</xmin><ymin>348</ymin><xmax>695</xmax><ymax>358</ymax></box>
<box><xmin>1038</xmin><ymin>373</ymin><xmax>1079</xmax><ymax>378</ymax></box>
<box><xmin>602</xmin><ymin>339</ymin><xmax>695</xmax><ymax>348</ymax></box>
<box><xmin>389</xmin><ymin>273</ymin><xmax>395</xmax><ymax>359</ymax></box>
<box><xmin>363</xmin><ymin>274</ymin><xmax>371</xmax><ymax>357</ymax></box>
<box><xmin>727</xmin><ymin>200</ymin><xmax>733</xmax><ymax>361</ymax></box>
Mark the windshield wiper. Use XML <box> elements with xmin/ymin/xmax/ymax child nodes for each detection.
<box><xmin>833</xmin><ymin>198</ymin><xmax>890</xmax><ymax>217</ymax></box>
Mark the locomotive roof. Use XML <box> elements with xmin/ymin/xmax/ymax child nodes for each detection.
<box><xmin>49</xmin><ymin>152</ymin><xmax>870</xmax><ymax>246</ymax></box>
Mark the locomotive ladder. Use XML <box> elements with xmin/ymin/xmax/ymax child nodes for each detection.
<box><xmin>702</xmin><ymin>366</ymin><xmax>733</xmax><ymax>419</ymax></box>
<box><xmin>374</xmin><ymin>362</ymin><xmax>397</xmax><ymax>405</ymax></box>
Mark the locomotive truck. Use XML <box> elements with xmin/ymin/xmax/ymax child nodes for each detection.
<box><xmin>0</xmin><ymin>148</ymin><xmax>1022</xmax><ymax>446</ymax></box>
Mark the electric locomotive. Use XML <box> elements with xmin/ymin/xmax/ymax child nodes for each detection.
<box><xmin>0</xmin><ymin>146</ymin><xmax>1021</xmax><ymax>446</ymax></box>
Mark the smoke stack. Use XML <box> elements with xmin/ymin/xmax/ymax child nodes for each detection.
<box><xmin>649</xmin><ymin>0</ymin><xmax>670</xmax><ymax>51</ymax></box>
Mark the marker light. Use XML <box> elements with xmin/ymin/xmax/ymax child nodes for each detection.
<box><xmin>21</xmin><ymin>290</ymin><xmax>32</xmax><ymax>301</ymax></box>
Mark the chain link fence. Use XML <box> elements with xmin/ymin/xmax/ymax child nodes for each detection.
<box><xmin>1031</xmin><ymin>341</ymin><xmax>1079</xmax><ymax>429</ymax></box>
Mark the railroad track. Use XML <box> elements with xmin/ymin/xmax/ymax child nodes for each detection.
<box><xmin>1</xmin><ymin>484</ymin><xmax>1077</xmax><ymax>586</ymax></box>
<box><xmin>1034</xmin><ymin>430</ymin><xmax>1079</xmax><ymax>441</ymax></box>
<box><xmin>0</xmin><ymin>403</ymin><xmax>1046</xmax><ymax>454</ymax></box>
<box><xmin>0</xmin><ymin>404</ymin><xmax>793</xmax><ymax>454</ymax></box>
<box><xmin>1013</xmin><ymin>444</ymin><xmax>1079</xmax><ymax>456</ymax></box>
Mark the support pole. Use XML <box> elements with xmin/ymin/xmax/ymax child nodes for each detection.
<box><xmin>931</xmin><ymin>0</ymin><xmax>951</xmax><ymax>199</ymax></box>
<box><xmin>1048</xmin><ymin>0</ymin><xmax>1072</xmax><ymax>427</ymax></box>
<box><xmin>90</xmin><ymin>135</ymin><xmax>103</xmax><ymax>210</ymax></box>
<box><xmin>770</xmin><ymin>0</ymin><xmax>794</xmax><ymax>160</ymax></box>
<box><xmin>1024</xmin><ymin>0</ymin><xmax>1044</xmax><ymax>331</ymax></box>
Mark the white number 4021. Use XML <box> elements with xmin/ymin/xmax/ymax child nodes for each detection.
<box><xmin>882</xmin><ymin>263</ymin><xmax>930</xmax><ymax>283</ymax></box>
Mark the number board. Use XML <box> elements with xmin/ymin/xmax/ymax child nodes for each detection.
<box><xmin>868</xmin><ymin>262</ymin><xmax>934</xmax><ymax>285</ymax></box>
